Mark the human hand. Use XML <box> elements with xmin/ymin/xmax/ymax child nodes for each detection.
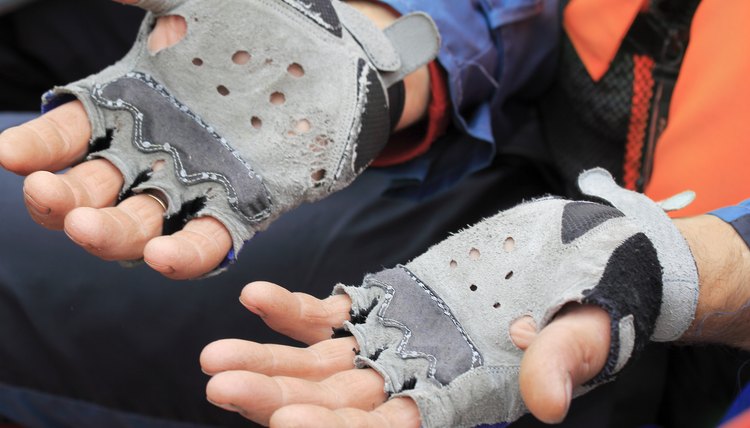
<box><xmin>0</xmin><ymin>0</ymin><xmax>438</xmax><ymax>279</ymax></box>
<box><xmin>200</xmin><ymin>281</ymin><xmax>612</xmax><ymax>426</ymax></box>
<box><xmin>676</xmin><ymin>214</ymin><xmax>750</xmax><ymax>350</ymax></box>
<box><xmin>201</xmin><ymin>169</ymin><xmax>700</xmax><ymax>426</ymax></box>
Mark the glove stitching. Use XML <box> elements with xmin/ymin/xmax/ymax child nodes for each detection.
<box><xmin>332</xmin><ymin>60</ymin><xmax>370</xmax><ymax>181</ymax></box>
<box><xmin>383</xmin><ymin>265</ymin><xmax>484</xmax><ymax>371</ymax></box>
<box><xmin>91</xmin><ymin>72</ymin><xmax>273</xmax><ymax>224</ymax></box>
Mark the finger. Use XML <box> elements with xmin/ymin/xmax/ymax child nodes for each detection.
<box><xmin>115</xmin><ymin>0</ymin><xmax>183</xmax><ymax>14</ymax></box>
<box><xmin>519</xmin><ymin>304</ymin><xmax>611</xmax><ymax>424</ymax></box>
<box><xmin>269</xmin><ymin>398</ymin><xmax>421</xmax><ymax>428</ymax></box>
<box><xmin>509</xmin><ymin>315</ymin><xmax>538</xmax><ymax>351</ymax></box>
<box><xmin>0</xmin><ymin>101</ymin><xmax>90</xmax><ymax>175</ymax></box>
<box><xmin>112</xmin><ymin>1</ymin><xmax>187</xmax><ymax>53</ymax></box>
<box><xmin>240</xmin><ymin>281</ymin><xmax>352</xmax><ymax>345</ymax></box>
<box><xmin>200</xmin><ymin>337</ymin><xmax>357</xmax><ymax>380</ymax></box>
<box><xmin>23</xmin><ymin>159</ymin><xmax>123</xmax><ymax>230</ymax></box>
<box><xmin>63</xmin><ymin>194</ymin><xmax>165</xmax><ymax>261</ymax></box>
<box><xmin>142</xmin><ymin>216</ymin><xmax>232</xmax><ymax>279</ymax></box>
<box><xmin>206</xmin><ymin>368</ymin><xmax>388</xmax><ymax>426</ymax></box>
<box><xmin>147</xmin><ymin>15</ymin><xmax>187</xmax><ymax>53</ymax></box>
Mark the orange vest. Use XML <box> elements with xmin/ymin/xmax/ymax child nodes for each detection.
<box><xmin>566</xmin><ymin>0</ymin><xmax>750</xmax><ymax>216</ymax></box>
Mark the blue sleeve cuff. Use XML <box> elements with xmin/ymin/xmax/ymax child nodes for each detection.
<box><xmin>720</xmin><ymin>381</ymin><xmax>750</xmax><ymax>424</ymax></box>
<box><xmin>374</xmin><ymin>0</ymin><xmax>560</xmax><ymax>183</ymax></box>
<box><xmin>709</xmin><ymin>199</ymin><xmax>750</xmax><ymax>249</ymax></box>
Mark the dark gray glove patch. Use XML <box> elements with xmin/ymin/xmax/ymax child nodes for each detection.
<box><xmin>93</xmin><ymin>72</ymin><xmax>273</xmax><ymax>223</ymax></box>
<box><xmin>364</xmin><ymin>266</ymin><xmax>483</xmax><ymax>387</ymax></box>
<box><xmin>561</xmin><ymin>201</ymin><xmax>624</xmax><ymax>244</ymax></box>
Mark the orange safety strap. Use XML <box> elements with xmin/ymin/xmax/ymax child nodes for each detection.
<box><xmin>623</xmin><ymin>55</ymin><xmax>655</xmax><ymax>190</ymax></box>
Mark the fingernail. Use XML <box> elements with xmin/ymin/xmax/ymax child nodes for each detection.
<box><xmin>24</xmin><ymin>192</ymin><xmax>51</xmax><ymax>216</ymax></box>
<box><xmin>239</xmin><ymin>297</ymin><xmax>266</xmax><ymax>318</ymax></box>
<box><xmin>0</xmin><ymin>136</ymin><xmax>9</xmax><ymax>169</ymax></box>
<box><xmin>563</xmin><ymin>375</ymin><xmax>572</xmax><ymax>416</ymax></box>
<box><xmin>206</xmin><ymin>397</ymin><xmax>242</xmax><ymax>413</ymax></box>
<box><xmin>145</xmin><ymin>260</ymin><xmax>176</xmax><ymax>274</ymax></box>
<box><xmin>63</xmin><ymin>229</ymin><xmax>95</xmax><ymax>250</ymax></box>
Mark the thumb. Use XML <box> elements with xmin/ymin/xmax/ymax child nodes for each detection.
<box><xmin>114</xmin><ymin>0</ymin><xmax>182</xmax><ymax>14</ymax></box>
<box><xmin>519</xmin><ymin>304</ymin><xmax>611</xmax><ymax>423</ymax></box>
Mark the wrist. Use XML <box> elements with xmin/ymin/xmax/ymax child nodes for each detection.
<box><xmin>346</xmin><ymin>0</ymin><xmax>431</xmax><ymax>130</ymax></box>
<box><xmin>675</xmin><ymin>215</ymin><xmax>750</xmax><ymax>349</ymax></box>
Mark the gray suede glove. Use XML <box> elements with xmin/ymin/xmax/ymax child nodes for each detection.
<box><xmin>334</xmin><ymin>168</ymin><xmax>699</xmax><ymax>427</ymax></box>
<box><xmin>43</xmin><ymin>0</ymin><xmax>439</xmax><ymax>267</ymax></box>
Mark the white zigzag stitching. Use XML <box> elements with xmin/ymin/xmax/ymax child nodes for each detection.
<box><xmin>90</xmin><ymin>72</ymin><xmax>273</xmax><ymax>224</ymax></box>
<box><xmin>371</xmin><ymin>265</ymin><xmax>483</xmax><ymax>383</ymax></box>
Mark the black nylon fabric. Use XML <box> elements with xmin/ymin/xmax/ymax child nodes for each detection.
<box><xmin>353</xmin><ymin>60</ymin><xmax>391</xmax><ymax>172</ymax></box>
<box><xmin>582</xmin><ymin>233</ymin><xmax>663</xmax><ymax>385</ymax></box>
<box><xmin>539</xmin><ymin>0</ymin><xmax>700</xmax><ymax>197</ymax></box>
<box><xmin>285</xmin><ymin>0</ymin><xmax>342</xmax><ymax>37</ymax></box>
<box><xmin>560</xmin><ymin>201</ymin><xmax>624</xmax><ymax>244</ymax></box>
<box><xmin>539</xmin><ymin>36</ymin><xmax>633</xmax><ymax>197</ymax></box>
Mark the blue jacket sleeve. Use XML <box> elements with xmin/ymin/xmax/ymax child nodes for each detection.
<box><xmin>377</xmin><ymin>0</ymin><xmax>561</xmax><ymax>188</ymax></box>
<box><xmin>709</xmin><ymin>200</ymin><xmax>750</xmax><ymax>249</ymax></box>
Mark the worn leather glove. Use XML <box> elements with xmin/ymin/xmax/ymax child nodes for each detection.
<box><xmin>333</xmin><ymin>168</ymin><xmax>699</xmax><ymax>427</ymax></box>
<box><xmin>42</xmin><ymin>0</ymin><xmax>439</xmax><ymax>269</ymax></box>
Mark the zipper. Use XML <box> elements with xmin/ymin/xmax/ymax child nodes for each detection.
<box><xmin>635</xmin><ymin>9</ymin><xmax>692</xmax><ymax>191</ymax></box>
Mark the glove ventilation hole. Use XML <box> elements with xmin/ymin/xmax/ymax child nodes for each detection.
<box><xmin>152</xmin><ymin>159</ymin><xmax>166</xmax><ymax>172</ymax></box>
<box><xmin>449</xmin><ymin>260</ymin><xmax>458</xmax><ymax>269</ymax></box>
<box><xmin>270</xmin><ymin>92</ymin><xmax>286</xmax><ymax>105</ymax></box>
<box><xmin>504</xmin><ymin>237</ymin><xmax>515</xmax><ymax>252</ymax></box>
<box><xmin>295</xmin><ymin>119</ymin><xmax>311</xmax><ymax>134</ymax></box>
<box><xmin>251</xmin><ymin>116</ymin><xmax>263</xmax><ymax>129</ymax></box>
<box><xmin>309</xmin><ymin>135</ymin><xmax>330</xmax><ymax>153</ymax></box>
<box><xmin>287</xmin><ymin>63</ymin><xmax>305</xmax><ymax>77</ymax></box>
<box><xmin>232</xmin><ymin>51</ymin><xmax>251</xmax><ymax>65</ymax></box>
<box><xmin>311</xmin><ymin>169</ymin><xmax>327</xmax><ymax>182</ymax></box>
<box><xmin>192</xmin><ymin>58</ymin><xmax>203</xmax><ymax>66</ymax></box>
<box><xmin>217</xmin><ymin>85</ymin><xmax>230</xmax><ymax>96</ymax></box>
<box><xmin>469</xmin><ymin>284</ymin><xmax>478</xmax><ymax>292</ymax></box>
<box><xmin>469</xmin><ymin>248</ymin><xmax>480</xmax><ymax>260</ymax></box>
